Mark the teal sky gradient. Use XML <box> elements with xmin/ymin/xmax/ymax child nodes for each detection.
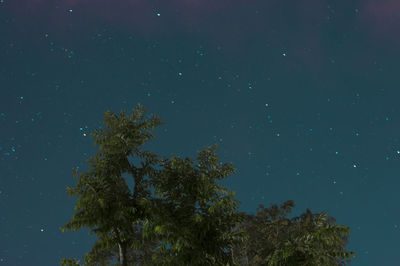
<box><xmin>1</xmin><ymin>1</ymin><xmax>400</xmax><ymax>265</ymax></box>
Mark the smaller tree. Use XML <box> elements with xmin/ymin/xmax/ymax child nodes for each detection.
<box><xmin>230</xmin><ymin>200</ymin><xmax>355</xmax><ymax>265</ymax></box>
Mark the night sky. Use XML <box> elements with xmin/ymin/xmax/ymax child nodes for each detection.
<box><xmin>1</xmin><ymin>0</ymin><xmax>400</xmax><ymax>265</ymax></box>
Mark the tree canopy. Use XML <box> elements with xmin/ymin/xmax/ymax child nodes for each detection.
<box><xmin>60</xmin><ymin>104</ymin><xmax>355</xmax><ymax>266</ymax></box>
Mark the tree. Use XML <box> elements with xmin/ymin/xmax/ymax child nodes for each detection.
<box><xmin>230</xmin><ymin>200</ymin><xmax>355</xmax><ymax>265</ymax></box>
<box><xmin>142</xmin><ymin>145</ymin><xmax>248</xmax><ymax>266</ymax></box>
<box><xmin>60</xmin><ymin>104</ymin><xmax>167</xmax><ymax>266</ymax></box>
<box><xmin>60</xmin><ymin>104</ymin><xmax>355</xmax><ymax>265</ymax></box>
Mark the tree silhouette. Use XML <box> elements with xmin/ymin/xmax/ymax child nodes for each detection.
<box><xmin>60</xmin><ymin>104</ymin><xmax>355</xmax><ymax>266</ymax></box>
<box><xmin>60</xmin><ymin>104</ymin><xmax>167</xmax><ymax>266</ymax></box>
<box><xmin>230</xmin><ymin>201</ymin><xmax>355</xmax><ymax>265</ymax></box>
<box><xmin>142</xmin><ymin>146</ymin><xmax>247</xmax><ymax>265</ymax></box>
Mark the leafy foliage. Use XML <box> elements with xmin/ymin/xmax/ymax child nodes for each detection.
<box><xmin>60</xmin><ymin>104</ymin><xmax>355</xmax><ymax>266</ymax></box>
<box><xmin>230</xmin><ymin>201</ymin><xmax>355</xmax><ymax>265</ymax></box>
<box><xmin>60</xmin><ymin>104</ymin><xmax>166</xmax><ymax>266</ymax></box>
<box><xmin>142</xmin><ymin>145</ymin><xmax>248</xmax><ymax>266</ymax></box>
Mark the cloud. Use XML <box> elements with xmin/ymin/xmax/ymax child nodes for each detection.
<box><xmin>11</xmin><ymin>0</ymin><xmax>396</xmax><ymax>76</ymax></box>
<box><xmin>359</xmin><ymin>0</ymin><xmax>400</xmax><ymax>41</ymax></box>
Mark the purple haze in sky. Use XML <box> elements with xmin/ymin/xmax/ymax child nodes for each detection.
<box><xmin>3</xmin><ymin>0</ymin><xmax>399</xmax><ymax>76</ymax></box>
<box><xmin>5</xmin><ymin>0</ymin><xmax>399</xmax><ymax>37</ymax></box>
